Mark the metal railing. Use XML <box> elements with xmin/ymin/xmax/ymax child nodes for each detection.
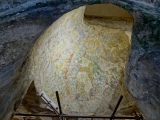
<box><xmin>15</xmin><ymin>91</ymin><xmax>143</xmax><ymax>120</ymax></box>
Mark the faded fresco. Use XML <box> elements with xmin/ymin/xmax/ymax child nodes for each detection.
<box><xmin>27</xmin><ymin>6</ymin><xmax>136</xmax><ymax>115</ymax></box>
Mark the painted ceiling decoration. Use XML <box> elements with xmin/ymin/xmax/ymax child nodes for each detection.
<box><xmin>0</xmin><ymin>0</ymin><xmax>160</xmax><ymax>120</ymax></box>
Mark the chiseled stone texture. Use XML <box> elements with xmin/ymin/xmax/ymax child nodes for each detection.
<box><xmin>0</xmin><ymin>12</ymin><xmax>59</xmax><ymax>120</ymax></box>
<box><xmin>125</xmin><ymin>12</ymin><xmax>160</xmax><ymax>119</ymax></box>
<box><xmin>0</xmin><ymin>0</ymin><xmax>160</xmax><ymax>120</ymax></box>
<box><xmin>21</xmin><ymin>6</ymin><xmax>137</xmax><ymax>116</ymax></box>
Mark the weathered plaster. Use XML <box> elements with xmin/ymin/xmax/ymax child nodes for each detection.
<box><xmin>0</xmin><ymin>0</ymin><xmax>160</xmax><ymax>120</ymax></box>
<box><xmin>19</xmin><ymin>6</ymin><xmax>136</xmax><ymax>116</ymax></box>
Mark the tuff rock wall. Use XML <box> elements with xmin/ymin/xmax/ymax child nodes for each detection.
<box><xmin>0</xmin><ymin>0</ymin><xmax>160</xmax><ymax>120</ymax></box>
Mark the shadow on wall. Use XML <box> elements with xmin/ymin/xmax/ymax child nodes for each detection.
<box><xmin>13</xmin><ymin>81</ymin><xmax>58</xmax><ymax>120</ymax></box>
<box><xmin>84</xmin><ymin>4</ymin><xmax>133</xmax><ymax>21</ymax></box>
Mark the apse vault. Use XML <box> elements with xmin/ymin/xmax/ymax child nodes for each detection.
<box><xmin>13</xmin><ymin>4</ymin><xmax>139</xmax><ymax>120</ymax></box>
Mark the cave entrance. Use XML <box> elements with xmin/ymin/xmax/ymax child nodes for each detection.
<box><xmin>13</xmin><ymin>4</ymin><xmax>139</xmax><ymax>120</ymax></box>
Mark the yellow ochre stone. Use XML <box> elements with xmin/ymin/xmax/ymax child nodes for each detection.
<box><xmin>25</xmin><ymin>6</ymin><xmax>138</xmax><ymax>115</ymax></box>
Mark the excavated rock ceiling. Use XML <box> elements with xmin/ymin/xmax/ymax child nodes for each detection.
<box><xmin>0</xmin><ymin>0</ymin><xmax>160</xmax><ymax>120</ymax></box>
<box><xmin>15</xmin><ymin>6</ymin><xmax>137</xmax><ymax>117</ymax></box>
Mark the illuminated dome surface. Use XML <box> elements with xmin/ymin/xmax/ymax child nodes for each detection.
<box><xmin>26</xmin><ymin>6</ymin><xmax>136</xmax><ymax>115</ymax></box>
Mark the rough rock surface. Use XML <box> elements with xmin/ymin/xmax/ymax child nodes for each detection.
<box><xmin>0</xmin><ymin>0</ymin><xmax>160</xmax><ymax>120</ymax></box>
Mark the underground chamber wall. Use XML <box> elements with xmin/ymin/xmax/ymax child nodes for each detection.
<box><xmin>13</xmin><ymin>4</ymin><xmax>139</xmax><ymax>120</ymax></box>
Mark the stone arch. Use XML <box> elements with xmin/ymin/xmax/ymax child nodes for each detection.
<box><xmin>0</xmin><ymin>1</ymin><xmax>160</xmax><ymax>120</ymax></box>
